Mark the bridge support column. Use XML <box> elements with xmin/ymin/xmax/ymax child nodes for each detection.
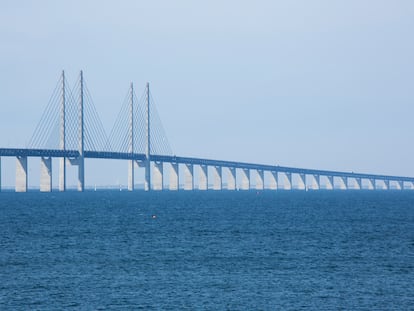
<box><xmin>153</xmin><ymin>162</ymin><xmax>163</xmax><ymax>190</ymax></box>
<box><xmin>40</xmin><ymin>157</ymin><xmax>52</xmax><ymax>192</ymax></box>
<box><xmin>256</xmin><ymin>170</ymin><xmax>264</xmax><ymax>190</ymax></box>
<box><xmin>384</xmin><ymin>180</ymin><xmax>389</xmax><ymax>190</ymax></box>
<box><xmin>78</xmin><ymin>158</ymin><xmax>84</xmax><ymax>192</ymax></box>
<box><xmin>298</xmin><ymin>173</ymin><xmax>306</xmax><ymax>190</ymax></box>
<box><xmin>285</xmin><ymin>172</ymin><xmax>292</xmax><ymax>190</ymax></box>
<box><xmin>354</xmin><ymin>178</ymin><xmax>362</xmax><ymax>190</ymax></box>
<box><xmin>169</xmin><ymin>163</ymin><xmax>179</xmax><ymax>190</ymax></box>
<box><xmin>213</xmin><ymin>166</ymin><xmax>222</xmax><ymax>190</ymax></box>
<box><xmin>199</xmin><ymin>165</ymin><xmax>208</xmax><ymax>190</ymax></box>
<box><xmin>128</xmin><ymin>160</ymin><xmax>134</xmax><ymax>191</ymax></box>
<box><xmin>396</xmin><ymin>180</ymin><xmax>403</xmax><ymax>190</ymax></box>
<box><xmin>368</xmin><ymin>178</ymin><xmax>375</xmax><ymax>190</ymax></box>
<box><xmin>311</xmin><ymin>174</ymin><xmax>320</xmax><ymax>190</ymax></box>
<box><xmin>184</xmin><ymin>164</ymin><xmax>194</xmax><ymax>190</ymax></box>
<box><xmin>326</xmin><ymin>176</ymin><xmax>334</xmax><ymax>190</ymax></box>
<box><xmin>269</xmin><ymin>171</ymin><xmax>278</xmax><ymax>190</ymax></box>
<box><xmin>227</xmin><ymin>167</ymin><xmax>236</xmax><ymax>190</ymax></box>
<box><xmin>240</xmin><ymin>168</ymin><xmax>250</xmax><ymax>190</ymax></box>
<box><xmin>144</xmin><ymin>161</ymin><xmax>151</xmax><ymax>191</ymax></box>
<box><xmin>16</xmin><ymin>156</ymin><xmax>28</xmax><ymax>192</ymax></box>
<box><xmin>338</xmin><ymin>177</ymin><xmax>348</xmax><ymax>190</ymax></box>
<box><xmin>0</xmin><ymin>157</ymin><xmax>2</xmax><ymax>192</ymax></box>
<box><xmin>59</xmin><ymin>157</ymin><xmax>66</xmax><ymax>191</ymax></box>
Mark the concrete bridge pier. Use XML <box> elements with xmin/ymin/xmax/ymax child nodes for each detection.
<box><xmin>337</xmin><ymin>176</ymin><xmax>348</xmax><ymax>190</ymax></box>
<box><xmin>213</xmin><ymin>166</ymin><xmax>222</xmax><ymax>190</ymax></box>
<box><xmin>368</xmin><ymin>178</ymin><xmax>375</xmax><ymax>190</ymax></box>
<box><xmin>298</xmin><ymin>173</ymin><xmax>306</xmax><ymax>190</ymax></box>
<box><xmin>16</xmin><ymin>156</ymin><xmax>28</xmax><ymax>192</ymax></box>
<box><xmin>312</xmin><ymin>174</ymin><xmax>320</xmax><ymax>190</ymax></box>
<box><xmin>169</xmin><ymin>163</ymin><xmax>179</xmax><ymax>190</ymax></box>
<box><xmin>227</xmin><ymin>167</ymin><xmax>236</xmax><ymax>190</ymax></box>
<box><xmin>137</xmin><ymin>160</ymin><xmax>151</xmax><ymax>191</ymax></box>
<box><xmin>396</xmin><ymin>180</ymin><xmax>403</xmax><ymax>190</ymax></box>
<box><xmin>285</xmin><ymin>172</ymin><xmax>292</xmax><ymax>190</ymax></box>
<box><xmin>326</xmin><ymin>176</ymin><xmax>334</xmax><ymax>190</ymax></box>
<box><xmin>59</xmin><ymin>157</ymin><xmax>66</xmax><ymax>191</ymax></box>
<box><xmin>383</xmin><ymin>180</ymin><xmax>390</xmax><ymax>190</ymax></box>
<box><xmin>153</xmin><ymin>161</ymin><xmax>163</xmax><ymax>190</ymax></box>
<box><xmin>199</xmin><ymin>165</ymin><xmax>208</xmax><ymax>190</ymax></box>
<box><xmin>240</xmin><ymin>168</ymin><xmax>250</xmax><ymax>190</ymax></box>
<box><xmin>66</xmin><ymin>157</ymin><xmax>85</xmax><ymax>192</ymax></box>
<box><xmin>355</xmin><ymin>177</ymin><xmax>362</xmax><ymax>190</ymax></box>
<box><xmin>184</xmin><ymin>164</ymin><xmax>194</xmax><ymax>190</ymax></box>
<box><xmin>256</xmin><ymin>169</ymin><xmax>264</xmax><ymax>190</ymax></box>
<box><xmin>0</xmin><ymin>157</ymin><xmax>2</xmax><ymax>192</ymax></box>
<box><xmin>144</xmin><ymin>161</ymin><xmax>151</xmax><ymax>191</ymax></box>
<box><xmin>269</xmin><ymin>171</ymin><xmax>278</xmax><ymax>190</ymax></box>
<box><xmin>40</xmin><ymin>157</ymin><xmax>52</xmax><ymax>192</ymax></box>
<box><xmin>128</xmin><ymin>160</ymin><xmax>134</xmax><ymax>191</ymax></box>
<box><xmin>78</xmin><ymin>157</ymin><xmax>85</xmax><ymax>192</ymax></box>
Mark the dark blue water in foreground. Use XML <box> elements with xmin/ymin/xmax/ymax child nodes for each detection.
<box><xmin>1</xmin><ymin>191</ymin><xmax>413</xmax><ymax>310</ymax></box>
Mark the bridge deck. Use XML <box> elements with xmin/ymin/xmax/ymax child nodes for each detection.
<box><xmin>1</xmin><ymin>148</ymin><xmax>413</xmax><ymax>183</ymax></box>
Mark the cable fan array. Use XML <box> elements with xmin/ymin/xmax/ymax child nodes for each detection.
<box><xmin>108</xmin><ymin>86</ymin><xmax>172</xmax><ymax>156</ymax></box>
<box><xmin>28</xmin><ymin>73</ymin><xmax>173</xmax><ymax>156</ymax></box>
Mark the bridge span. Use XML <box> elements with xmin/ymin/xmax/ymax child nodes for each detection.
<box><xmin>0</xmin><ymin>147</ymin><xmax>413</xmax><ymax>192</ymax></box>
<box><xmin>1</xmin><ymin>71</ymin><xmax>413</xmax><ymax>192</ymax></box>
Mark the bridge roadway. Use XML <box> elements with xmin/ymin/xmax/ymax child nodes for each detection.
<box><xmin>1</xmin><ymin>148</ymin><xmax>414</xmax><ymax>188</ymax></box>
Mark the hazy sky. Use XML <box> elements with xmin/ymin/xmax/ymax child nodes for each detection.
<box><xmin>1</xmin><ymin>1</ymin><xmax>413</xmax><ymax>187</ymax></box>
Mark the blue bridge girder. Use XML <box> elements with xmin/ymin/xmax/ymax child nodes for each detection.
<box><xmin>2</xmin><ymin>148</ymin><xmax>414</xmax><ymax>183</ymax></box>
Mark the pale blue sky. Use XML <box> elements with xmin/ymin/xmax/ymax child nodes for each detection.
<box><xmin>1</xmin><ymin>1</ymin><xmax>413</xmax><ymax>187</ymax></box>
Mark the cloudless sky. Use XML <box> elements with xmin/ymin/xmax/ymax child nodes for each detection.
<box><xmin>1</xmin><ymin>0</ymin><xmax>413</xmax><ymax>187</ymax></box>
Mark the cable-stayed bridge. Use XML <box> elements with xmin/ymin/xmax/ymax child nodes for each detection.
<box><xmin>1</xmin><ymin>71</ymin><xmax>413</xmax><ymax>192</ymax></box>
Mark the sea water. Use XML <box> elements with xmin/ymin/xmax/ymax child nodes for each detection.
<box><xmin>1</xmin><ymin>191</ymin><xmax>413</xmax><ymax>310</ymax></box>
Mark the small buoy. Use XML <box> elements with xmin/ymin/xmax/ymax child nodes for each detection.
<box><xmin>151</xmin><ymin>215</ymin><xmax>157</xmax><ymax>219</ymax></box>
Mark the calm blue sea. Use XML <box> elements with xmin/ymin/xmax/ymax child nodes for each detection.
<box><xmin>1</xmin><ymin>191</ymin><xmax>413</xmax><ymax>310</ymax></box>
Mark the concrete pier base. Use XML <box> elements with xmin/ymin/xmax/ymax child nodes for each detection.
<box><xmin>128</xmin><ymin>160</ymin><xmax>134</xmax><ymax>191</ymax></box>
<box><xmin>227</xmin><ymin>167</ymin><xmax>236</xmax><ymax>190</ymax></box>
<box><xmin>312</xmin><ymin>174</ymin><xmax>320</xmax><ymax>190</ymax></box>
<box><xmin>240</xmin><ymin>168</ymin><xmax>250</xmax><ymax>190</ymax></box>
<box><xmin>40</xmin><ymin>157</ymin><xmax>52</xmax><ymax>192</ymax></box>
<box><xmin>199</xmin><ymin>165</ymin><xmax>208</xmax><ymax>190</ymax></box>
<box><xmin>368</xmin><ymin>178</ymin><xmax>375</xmax><ymax>190</ymax></box>
<box><xmin>144</xmin><ymin>161</ymin><xmax>150</xmax><ymax>191</ymax></box>
<box><xmin>354</xmin><ymin>178</ymin><xmax>362</xmax><ymax>190</ymax></box>
<box><xmin>213</xmin><ymin>166</ymin><xmax>222</xmax><ymax>190</ymax></box>
<box><xmin>169</xmin><ymin>163</ymin><xmax>179</xmax><ymax>190</ymax></box>
<box><xmin>338</xmin><ymin>177</ymin><xmax>348</xmax><ymax>190</ymax></box>
<box><xmin>59</xmin><ymin>157</ymin><xmax>66</xmax><ymax>191</ymax></box>
<box><xmin>77</xmin><ymin>156</ymin><xmax>84</xmax><ymax>192</ymax></box>
<box><xmin>298</xmin><ymin>173</ymin><xmax>306</xmax><ymax>190</ymax></box>
<box><xmin>269</xmin><ymin>171</ymin><xmax>278</xmax><ymax>190</ymax></box>
<box><xmin>285</xmin><ymin>172</ymin><xmax>292</xmax><ymax>190</ymax></box>
<box><xmin>184</xmin><ymin>164</ymin><xmax>193</xmax><ymax>190</ymax></box>
<box><xmin>256</xmin><ymin>170</ymin><xmax>264</xmax><ymax>190</ymax></box>
<box><xmin>326</xmin><ymin>176</ymin><xmax>334</xmax><ymax>190</ymax></box>
<box><xmin>153</xmin><ymin>162</ymin><xmax>163</xmax><ymax>190</ymax></box>
<box><xmin>16</xmin><ymin>156</ymin><xmax>28</xmax><ymax>192</ymax></box>
<box><xmin>66</xmin><ymin>157</ymin><xmax>84</xmax><ymax>192</ymax></box>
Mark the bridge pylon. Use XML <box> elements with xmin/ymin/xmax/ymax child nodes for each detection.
<box><xmin>128</xmin><ymin>83</ymin><xmax>135</xmax><ymax>191</ymax></box>
<box><xmin>145</xmin><ymin>82</ymin><xmax>151</xmax><ymax>191</ymax></box>
<box><xmin>59</xmin><ymin>70</ymin><xmax>66</xmax><ymax>191</ymax></box>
